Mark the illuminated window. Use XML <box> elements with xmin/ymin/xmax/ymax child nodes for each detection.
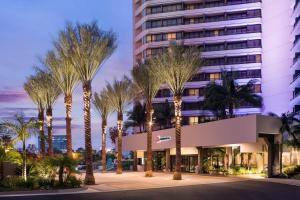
<box><xmin>146</xmin><ymin>35</ymin><xmax>152</xmax><ymax>43</ymax></box>
<box><xmin>256</xmin><ymin>54</ymin><xmax>262</xmax><ymax>63</ymax></box>
<box><xmin>254</xmin><ymin>84</ymin><xmax>261</xmax><ymax>93</ymax></box>
<box><xmin>167</xmin><ymin>33</ymin><xmax>176</xmax><ymax>40</ymax></box>
<box><xmin>209</xmin><ymin>73</ymin><xmax>221</xmax><ymax>81</ymax></box>
<box><xmin>189</xmin><ymin>117</ymin><xmax>199</xmax><ymax>125</ymax></box>
<box><xmin>214</xmin><ymin>30</ymin><xmax>219</xmax><ymax>36</ymax></box>
<box><xmin>188</xmin><ymin>89</ymin><xmax>199</xmax><ymax>96</ymax></box>
<box><xmin>146</xmin><ymin>49</ymin><xmax>152</xmax><ymax>57</ymax></box>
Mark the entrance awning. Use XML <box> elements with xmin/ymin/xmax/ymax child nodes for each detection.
<box><xmin>122</xmin><ymin>115</ymin><xmax>281</xmax><ymax>151</ymax></box>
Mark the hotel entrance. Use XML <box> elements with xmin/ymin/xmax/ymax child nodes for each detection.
<box><xmin>170</xmin><ymin>155</ymin><xmax>198</xmax><ymax>173</ymax></box>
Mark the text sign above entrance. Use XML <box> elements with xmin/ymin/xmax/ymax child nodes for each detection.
<box><xmin>156</xmin><ymin>136</ymin><xmax>172</xmax><ymax>143</ymax></box>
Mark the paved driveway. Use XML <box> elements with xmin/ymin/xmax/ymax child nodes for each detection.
<box><xmin>3</xmin><ymin>180</ymin><xmax>300</xmax><ymax>200</ymax></box>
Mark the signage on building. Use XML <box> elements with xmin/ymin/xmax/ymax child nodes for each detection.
<box><xmin>156</xmin><ymin>136</ymin><xmax>171</xmax><ymax>143</ymax></box>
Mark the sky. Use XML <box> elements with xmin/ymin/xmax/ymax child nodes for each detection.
<box><xmin>0</xmin><ymin>0</ymin><xmax>133</xmax><ymax>150</ymax></box>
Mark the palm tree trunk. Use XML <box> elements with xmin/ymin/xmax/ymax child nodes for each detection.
<box><xmin>83</xmin><ymin>81</ymin><xmax>95</xmax><ymax>185</ymax></box>
<box><xmin>145</xmin><ymin>104</ymin><xmax>154</xmax><ymax>177</ymax></box>
<box><xmin>38</xmin><ymin>109</ymin><xmax>46</xmax><ymax>156</ymax></box>
<box><xmin>0</xmin><ymin>161</ymin><xmax>3</xmax><ymax>181</ymax></box>
<box><xmin>173</xmin><ymin>95</ymin><xmax>182</xmax><ymax>180</ymax></box>
<box><xmin>102</xmin><ymin>119</ymin><xmax>107</xmax><ymax>173</ymax></box>
<box><xmin>65</xmin><ymin>95</ymin><xmax>73</xmax><ymax>158</ymax></box>
<box><xmin>46</xmin><ymin>107</ymin><xmax>53</xmax><ymax>156</ymax></box>
<box><xmin>22</xmin><ymin>136</ymin><xmax>27</xmax><ymax>181</ymax></box>
<box><xmin>229</xmin><ymin>102</ymin><xmax>234</xmax><ymax>118</ymax></box>
<box><xmin>116</xmin><ymin>111</ymin><xmax>123</xmax><ymax>174</ymax></box>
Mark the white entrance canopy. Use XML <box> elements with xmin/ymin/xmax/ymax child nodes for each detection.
<box><xmin>122</xmin><ymin>115</ymin><xmax>281</xmax><ymax>151</ymax></box>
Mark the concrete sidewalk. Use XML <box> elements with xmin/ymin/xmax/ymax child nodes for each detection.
<box><xmin>1</xmin><ymin>172</ymin><xmax>299</xmax><ymax>197</ymax></box>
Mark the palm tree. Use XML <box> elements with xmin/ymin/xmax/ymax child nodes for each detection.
<box><xmin>59</xmin><ymin>22</ymin><xmax>117</xmax><ymax>184</ymax></box>
<box><xmin>154</xmin><ymin>99</ymin><xmax>174</xmax><ymax>130</ymax></box>
<box><xmin>48</xmin><ymin>155</ymin><xmax>77</xmax><ymax>185</ymax></box>
<box><xmin>131</xmin><ymin>62</ymin><xmax>162</xmax><ymax>177</ymax></box>
<box><xmin>269</xmin><ymin>112</ymin><xmax>300</xmax><ymax>174</ymax></box>
<box><xmin>46</xmin><ymin>50</ymin><xmax>80</xmax><ymax>158</ymax></box>
<box><xmin>40</xmin><ymin>70</ymin><xmax>62</xmax><ymax>156</ymax></box>
<box><xmin>106</xmin><ymin>76</ymin><xmax>133</xmax><ymax>174</ymax></box>
<box><xmin>108</xmin><ymin>126</ymin><xmax>127</xmax><ymax>146</ymax></box>
<box><xmin>0</xmin><ymin>147</ymin><xmax>22</xmax><ymax>181</ymax></box>
<box><xmin>92</xmin><ymin>89</ymin><xmax>112</xmax><ymax>173</ymax></box>
<box><xmin>24</xmin><ymin>74</ymin><xmax>47</xmax><ymax>156</ymax></box>
<box><xmin>124</xmin><ymin>101</ymin><xmax>146</xmax><ymax>133</ymax></box>
<box><xmin>204</xmin><ymin>71</ymin><xmax>262</xmax><ymax>118</ymax></box>
<box><xmin>0</xmin><ymin>113</ymin><xmax>38</xmax><ymax>181</ymax></box>
<box><xmin>150</xmin><ymin>43</ymin><xmax>202</xmax><ymax>180</ymax></box>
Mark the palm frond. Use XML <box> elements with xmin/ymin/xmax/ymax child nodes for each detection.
<box><xmin>58</xmin><ymin>22</ymin><xmax>117</xmax><ymax>82</ymax></box>
<box><xmin>131</xmin><ymin>61</ymin><xmax>162</xmax><ymax>105</ymax></box>
<box><xmin>105</xmin><ymin>76</ymin><xmax>133</xmax><ymax>113</ymax></box>
<box><xmin>45</xmin><ymin>50</ymin><xmax>79</xmax><ymax>96</ymax></box>
<box><xmin>150</xmin><ymin>43</ymin><xmax>202</xmax><ymax>96</ymax></box>
<box><xmin>93</xmin><ymin>89</ymin><xmax>113</xmax><ymax>120</ymax></box>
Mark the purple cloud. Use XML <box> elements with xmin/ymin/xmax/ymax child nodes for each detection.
<box><xmin>0</xmin><ymin>89</ymin><xmax>27</xmax><ymax>103</ymax></box>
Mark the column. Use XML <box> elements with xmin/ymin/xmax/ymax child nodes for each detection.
<box><xmin>197</xmin><ymin>147</ymin><xmax>203</xmax><ymax>174</ymax></box>
<box><xmin>133</xmin><ymin>151</ymin><xmax>137</xmax><ymax>171</ymax></box>
<box><xmin>165</xmin><ymin>149</ymin><xmax>170</xmax><ymax>172</ymax></box>
<box><xmin>144</xmin><ymin>151</ymin><xmax>147</xmax><ymax>172</ymax></box>
<box><xmin>225</xmin><ymin>147</ymin><xmax>233</xmax><ymax>169</ymax></box>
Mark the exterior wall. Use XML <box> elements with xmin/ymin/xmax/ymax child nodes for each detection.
<box><xmin>123</xmin><ymin>115</ymin><xmax>281</xmax><ymax>151</ymax></box>
<box><xmin>133</xmin><ymin>0</ymin><xmax>265</xmax><ymax>123</ymax></box>
<box><xmin>291</xmin><ymin>0</ymin><xmax>300</xmax><ymax>112</ymax></box>
<box><xmin>261</xmin><ymin>0</ymin><xmax>293</xmax><ymax>115</ymax></box>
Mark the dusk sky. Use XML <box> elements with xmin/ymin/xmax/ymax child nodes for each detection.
<box><xmin>0</xmin><ymin>0</ymin><xmax>133</xmax><ymax>150</ymax></box>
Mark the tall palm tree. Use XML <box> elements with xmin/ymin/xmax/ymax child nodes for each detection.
<box><xmin>46</xmin><ymin>50</ymin><xmax>79</xmax><ymax>158</ymax></box>
<box><xmin>150</xmin><ymin>43</ymin><xmax>202</xmax><ymax>180</ymax></box>
<box><xmin>59</xmin><ymin>22</ymin><xmax>117</xmax><ymax>184</ymax></box>
<box><xmin>40</xmin><ymin>70</ymin><xmax>62</xmax><ymax>156</ymax></box>
<box><xmin>204</xmin><ymin>72</ymin><xmax>262</xmax><ymax>118</ymax></box>
<box><xmin>124</xmin><ymin>101</ymin><xmax>146</xmax><ymax>133</ymax></box>
<box><xmin>92</xmin><ymin>89</ymin><xmax>112</xmax><ymax>173</ymax></box>
<box><xmin>154</xmin><ymin>99</ymin><xmax>174</xmax><ymax>130</ymax></box>
<box><xmin>0</xmin><ymin>113</ymin><xmax>38</xmax><ymax>181</ymax></box>
<box><xmin>24</xmin><ymin>74</ymin><xmax>47</xmax><ymax>156</ymax></box>
<box><xmin>269</xmin><ymin>112</ymin><xmax>300</xmax><ymax>174</ymax></box>
<box><xmin>131</xmin><ymin>62</ymin><xmax>162</xmax><ymax>177</ymax></box>
<box><xmin>106</xmin><ymin>76</ymin><xmax>133</xmax><ymax>174</ymax></box>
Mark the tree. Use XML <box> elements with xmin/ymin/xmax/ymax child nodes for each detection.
<box><xmin>46</xmin><ymin>48</ymin><xmax>80</xmax><ymax>158</ymax></box>
<box><xmin>154</xmin><ymin>99</ymin><xmax>174</xmax><ymax>130</ymax></box>
<box><xmin>204</xmin><ymin>71</ymin><xmax>262</xmax><ymax>118</ymax></box>
<box><xmin>48</xmin><ymin>155</ymin><xmax>77</xmax><ymax>185</ymax></box>
<box><xmin>24</xmin><ymin>74</ymin><xmax>47</xmax><ymax>156</ymax></box>
<box><xmin>124</xmin><ymin>101</ymin><xmax>146</xmax><ymax>133</ymax></box>
<box><xmin>131</xmin><ymin>62</ymin><xmax>162</xmax><ymax>177</ymax></box>
<box><xmin>269</xmin><ymin>112</ymin><xmax>300</xmax><ymax>174</ymax></box>
<box><xmin>36</xmin><ymin>69</ymin><xmax>62</xmax><ymax>156</ymax></box>
<box><xmin>0</xmin><ymin>113</ymin><xmax>38</xmax><ymax>181</ymax></box>
<box><xmin>150</xmin><ymin>43</ymin><xmax>202</xmax><ymax>180</ymax></box>
<box><xmin>93</xmin><ymin>89</ymin><xmax>112</xmax><ymax>173</ymax></box>
<box><xmin>59</xmin><ymin>22</ymin><xmax>117</xmax><ymax>184</ymax></box>
<box><xmin>106</xmin><ymin>76</ymin><xmax>133</xmax><ymax>174</ymax></box>
<box><xmin>108</xmin><ymin>126</ymin><xmax>127</xmax><ymax>146</ymax></box>
<box><xmin>0</xmin><ymin>147</ymin><xmax>22</xmax><ymax>181</ymax></box>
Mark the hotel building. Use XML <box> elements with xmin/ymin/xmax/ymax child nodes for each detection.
<box><xmin>133</xmin><ymin>0</ymin><xmax>294</xmax><ymax>122</ymax></box>
<box><xmin>126</xmin><ymin>0</ymin><xmax>300</xmax><ymax>177</ymax></box>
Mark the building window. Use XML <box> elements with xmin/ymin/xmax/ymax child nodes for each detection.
<box><xmin>189</xmin><ymin>117</ymin><xmax>199</xmax><ymax>125</ymax></box>
<box><xmin>188</xmin><ymin>89</ymin><xmax>199</xmax><ymax>96</ymax></box>
<box><xmin>167</xmin><ymin>33</ymin><xmax>176</xmax><ymax>40</ymax></box>
<box><xmin>210</xmin><ymin>73</ymin><xmax>221</xmax><ymax>81</ymax></box>
<box><xmin>254</xmin><ymin>84</ymin><xmax>261</xmax><ymax>93</ymax></box>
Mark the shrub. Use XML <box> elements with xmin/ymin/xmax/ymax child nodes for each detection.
<box><xmin>64</xmin><ymin>176</ymin><xmax>82</xmax><ymax>188</ymax></box>
<box><xmin>283</xmin><ymin>165</ymin><xmax>300</xmax><ymax>178</ymax></box>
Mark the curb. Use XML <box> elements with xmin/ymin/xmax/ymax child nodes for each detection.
<box><xmin>0</xmin><ymin>186</ymin><xmax>88</xmax><ymax>198</ymax></box>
